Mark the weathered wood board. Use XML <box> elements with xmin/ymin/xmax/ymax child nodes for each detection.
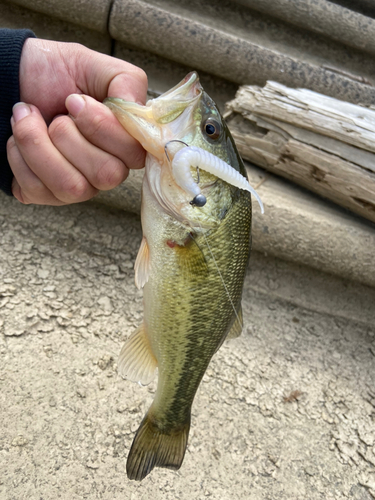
<box><xmin>226</xmin><ymin>82</ymin><xmax>375</xmax><ymax>223</ymax></box>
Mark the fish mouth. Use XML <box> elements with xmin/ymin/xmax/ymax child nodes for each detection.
<box><xmin>104</xmin><ymin>72</ymin><xmax>203</xmax><ymax>159</ymax></box>
<box><xmin>150</xmin><ymin>72</ymin><xmax>202</xmax><ymax>123</ymax></box>
<box><xmin>154</xmin><ymin>72</ymin><xmax>201</xmax><ymax>100</ymax></box>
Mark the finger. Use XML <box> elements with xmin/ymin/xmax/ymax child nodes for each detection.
<box><xmin>11</xmin><ymin>102</ymin><xmax>98</xmax><ymax>203</ymax></box>
<box><xmin>7</xmin><ymin>135</ymin><xmax>67</xmax><ymax>205</ymax></box>
<box><xmin>19</xmin><ymin>40</ymin><xmax>149</xmax><ymax>124</ymax></box>
<box><xmin>107</xmin><ymin>66</ymin><xmax>148</xmax><ymax>104</ymax></box>
<box><xmin>76</xmin><ymin>47</ymin><xmax>148</xmax><ymax>104</ymax></box>
<box><xmin>49</xmin><ymin>114</ymin><xmax>129</xmax><ymax>191</ymax></box>
<box><xmin>65</xmin><ymin>94</ymin><xmax>146</xmax><ymax>170</ymax></box>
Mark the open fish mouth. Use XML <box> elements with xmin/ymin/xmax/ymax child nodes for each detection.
<box><xmin>147</xmin><ymin>72</ymin><xmax>202</xmax><ymax>124</ymax></box>
<box><xmin>149</xmin><ymin>72</ymin><xmax>202</xmax><ymax>104</ymax></box>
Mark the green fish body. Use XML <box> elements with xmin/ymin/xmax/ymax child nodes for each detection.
<box><xmin>105</xmin><ymin>73</ymin><xmax>252</xmax><ymax>481</ymax></box>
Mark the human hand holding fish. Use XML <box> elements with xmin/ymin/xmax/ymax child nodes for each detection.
<box><xmin>7</xmin><ymin>38</ymin><xmax>148</xmax><ymax>205</ymax></box>
<box><xmin>104</xmin><ymin>72</ymin><xmax>263</xmax><ymax>480</ymax></box>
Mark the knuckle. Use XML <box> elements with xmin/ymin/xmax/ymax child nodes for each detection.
<box><xmin>21</xmin><ymin>181</ymin><xmax>47</xmax><ymax>205</ymax></box>
<box><xmin>131</xmin><ymin>147</ymin><xmax>146</xmax><ymax>170</ymax></box>
<box><xmin>16</xmin><ymin>192</ymin><xmax>32</xmax><ymax>205</ymax></box>
<box><xmin>19</xmin><ymin>191</ymin><xmax>36</xmax><ymax>205</ymax></box>
<box><xmin>49</xmin><ymin>116</ymin><xmax>72</xmax><ymax>144</ymax></box>
<box><xmin>87</xmin><ymin>113</ymin><xmax>108</xmax><ymax>140</ymax></box>
<box><xmin>132</xmin><ymin>67</ymin><xmax>148</xmax><ymax>87</ymax></box>
<box><xmin>12</xmin><ymin>183</ymin><xmax>29</xmax><ymax>204</ymax></box>
<box><xmin>70</xmin><ymin>42</ymin><xmax>85</xmax><ymax>52</ymax></box>
<box><xmin>95</xmin><ymin>157</ymin><xmax>126</xmax><ymax>190</ymax></box>
<box><xmin>59</xmin><ymin>175</ymin><xmax>95</xmax><ymax>202</ymax></box>
<box><xmin>6</xmin><ymin>136</ymin><xmax>16</xmax><ymax>156</ymax></box>
<box><xmin>6</xmin><ymin>135</ymin><xmax>15</xmax><ymax>149</ymax></box>
<box><xmin>13</xmin><ymin>121</ymin><xmax>40</xmax><ymax>147</ymax></box>
<box><xmin>66</xmin><ymin>178</ymin><xmax>89</xmax><ymax>200</ymax></box>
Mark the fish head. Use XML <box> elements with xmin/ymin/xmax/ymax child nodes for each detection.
<box><xmin>105</xmin><ymin>72</ymin><xmax>247</xmax><ymax>227</ymax></box>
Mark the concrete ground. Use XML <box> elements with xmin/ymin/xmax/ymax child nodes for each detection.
<box><xmin>1</xmin><ymin>192</ymin><xmax>375</xmax><ymax>500</ymax></box>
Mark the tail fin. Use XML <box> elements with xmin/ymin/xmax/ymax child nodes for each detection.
<box><xmin>126</xmin><ymin>412</ymin><xmax>190</xmax><ymax>481</ymax></box>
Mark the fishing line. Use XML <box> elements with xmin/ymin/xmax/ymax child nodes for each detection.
<box><xmin>196</xmin><ymin>221</ymin><xmax>243</xmax><ymax>330</ymax></box>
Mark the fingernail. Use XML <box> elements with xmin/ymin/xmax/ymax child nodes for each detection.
<box><xmin>66</xmin><ymin>94</ymin><xmax>85</xmax><ymax>118</ymax></box>
<box><xmin>12</xmin><ymin>103</ymin><xmax>30</xmax><ymax>123</ymax></box>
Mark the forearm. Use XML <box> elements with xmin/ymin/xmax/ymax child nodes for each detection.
<box><xmin>0</xmin><ymin>28</ymin><xmax>35</xmax><ymax>195</ymax></box>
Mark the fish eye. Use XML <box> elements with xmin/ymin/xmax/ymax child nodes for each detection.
<box><xmin>203</xmin><ymin>118</ymin><xmax>221</xmax><ymax>140</ymax></box>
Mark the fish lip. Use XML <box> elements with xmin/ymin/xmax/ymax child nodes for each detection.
<box><xmin>155</xmin><ymin>72</ymin><xmax>202</xmax><ymax>102</ymax></box>
<box><xmin>150</xmin><ymin>72</ymin><xmax>203</xmax><ymax>124</ymax></box>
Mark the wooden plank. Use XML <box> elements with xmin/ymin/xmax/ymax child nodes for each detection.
<box><xmin>226</xmin><ymin>82</ymin><xmax>375</xmax><ymax>223</ymax></box>
<box><xmin>230</xmin><ymin>82</ymin><xmax>375</xmax><ymax>154</ymax></box>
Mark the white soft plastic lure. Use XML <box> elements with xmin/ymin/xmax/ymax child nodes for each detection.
<box><xmin>171</xmin><ymin>145</ymin><xmax>264</xmax><ymax>214</ymax></box>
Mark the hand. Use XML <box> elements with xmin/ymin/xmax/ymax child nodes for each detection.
<box><xmin>7</xmin><ymin>38</ymin><xmax>148</xmax><ymax>205</ymax></box>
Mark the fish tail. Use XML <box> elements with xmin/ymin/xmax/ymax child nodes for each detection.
<box><xmin>126</xmin><ymin>411</ymin><xmax>190</xmax><ymax>481</ymax></box>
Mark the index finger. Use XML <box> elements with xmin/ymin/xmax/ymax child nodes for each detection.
<box><xmin>63</xmin><ymin>94</ymin><xmax>146</xmax><ymax>169</ymax></box>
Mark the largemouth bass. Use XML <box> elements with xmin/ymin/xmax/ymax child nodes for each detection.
<box><xmin>105</xmin><ymin>72</ymin><xmax>261</xmax><ymax>481</ymax></box>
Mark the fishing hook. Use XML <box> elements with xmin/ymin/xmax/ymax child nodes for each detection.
<box><xmin>164</xmin><ymin>140</ymin><xmax>189</xmax><ymax>162</ymax></box>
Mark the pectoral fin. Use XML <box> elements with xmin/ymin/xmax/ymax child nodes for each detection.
<box><xmin>134</xmin><ymin>236</ymin><xmax>150</xmax><ymax>289</ymax></box>
<box><xmin>175</xmin><ymin>235</ymin><xmax>209</xmax><ymax>279</ymax></box>
<box><xmin>118</xmin><ymin>323</ymin><xmax>157</xmax><ymax>385</ymax></box>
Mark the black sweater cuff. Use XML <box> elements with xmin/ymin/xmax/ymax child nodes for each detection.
<box><xmin>0</xmin><ymin>29</ymin><xmax>36</xmax><ymax>196</ymax></box>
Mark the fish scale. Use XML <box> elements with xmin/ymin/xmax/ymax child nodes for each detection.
<box><xmin>145</xmin><ymin>187</ymin><xmax>250</xmax><ymax>427</ymax></box>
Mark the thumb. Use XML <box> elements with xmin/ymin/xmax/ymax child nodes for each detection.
<box><xmin>78</xmin><ymin>49</ymin><xmax>148</xmax><ymax>104</ymax></box>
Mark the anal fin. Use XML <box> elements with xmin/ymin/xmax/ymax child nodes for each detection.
<box><xmin>226</xmin><ymin>305</ymin><xmax>243</xmax><ymax>340</ymax></box>
<box><xmin>214</xmin><ymin>305</ymin><xmax>243</xmax><ymax>354</ymax></box>
<box><xmin>118</xmin><ymin>323</ymin><xmax>157</xmax><ymax>385</ymax></box>
<box><xmin>134</xmin><ymin>236</ymin><xmax>150</xmax><ymax>289</ymax></box>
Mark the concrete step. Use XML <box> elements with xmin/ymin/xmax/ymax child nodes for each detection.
<box><xmin>1</xmin><ymin>193</ymin><xmax>374</xmax><ymax>499</ymax></box>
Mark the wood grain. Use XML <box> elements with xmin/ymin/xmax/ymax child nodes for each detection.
<box><xmin>227</xmin><ymin>82</ymin><xmax>375</xmax><ymax>222</ymax></box>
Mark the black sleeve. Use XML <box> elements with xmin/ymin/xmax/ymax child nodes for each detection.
<box><xmin>0</xmin><ymin>28</ymin><xmax>36</xmax><ymax>196</ymax></box>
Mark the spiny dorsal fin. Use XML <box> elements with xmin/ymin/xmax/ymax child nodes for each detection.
<box><xmin>226</xmin><ymin>305</ymin><xmax>243</xmax><ymax>340</ymax></box>
<box><xmin>127</xmin><ymin>410</ymin><xmax>190</xmax><ymax>481</ymax></box>
<box><xmin>118</xmin><ymin>323</ymin><xmax>157</xmax><ymax>385</ymax></box>
<box><xmin>134</xmin><ymin>236</ymin><xmax>150</xmax><ymax>289</ymax></box>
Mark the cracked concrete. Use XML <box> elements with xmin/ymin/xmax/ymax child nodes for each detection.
<box><xmin>1</xmin><ymin>192</ymin><xmax>375</xmax><ymax>500</ymax></box>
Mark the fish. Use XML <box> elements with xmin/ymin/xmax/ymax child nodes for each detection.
<box><xmin>104</xmin><ymin>72</ymin><xmax>261</xmax><ymax>481</ymax></box>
